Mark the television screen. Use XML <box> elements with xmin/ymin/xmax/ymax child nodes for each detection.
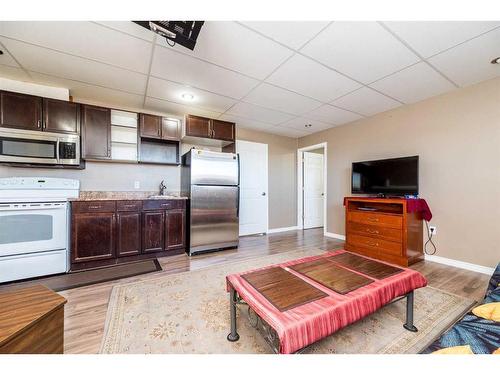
<box><xmin>351</xmin><ymin>156</ymin><xmax>419</xmax><ymax>195</ymax></box>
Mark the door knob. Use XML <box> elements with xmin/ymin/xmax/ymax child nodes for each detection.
<box><xmin>262</xmin><ymin>192</ymin><xmax>266</xmax><ymax>196</ymax></box>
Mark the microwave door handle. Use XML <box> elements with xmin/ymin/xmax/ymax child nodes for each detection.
<box><xmin>56</xmin><ymin>138</ymin><xmax>60</xmax><ymax>164</ymax></box>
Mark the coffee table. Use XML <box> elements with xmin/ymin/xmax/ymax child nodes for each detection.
<box><xmin>225</xmin><ymin>250</ymin><xmax>427</xmax><ymax>353</ymax></box>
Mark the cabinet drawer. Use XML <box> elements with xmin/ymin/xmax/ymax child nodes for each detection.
<box><xmin>142</xmin><ymin>199</ymin><xmax>185</xmax><ymax>211</ymax></box>
<box><xmin>72</xmin><ymin>201</ymin><xmax>116</xmax><ymax>213</ymax></box>
<box><xmin>348</xmin><ymin>211</ymin><xmax>402</xmax><ymax>228</ymax></box>
<box><xmin>348</xmin><ymin>222</ymin><xmax>402</xmax><ymax>242</ymax></box>
<box><xmin>348</xmin><ymin>234</ymin><xmax>402</xmax><ymax>256</ymax></box>
<box><xmin>116</xmin><ymin>200</ymin><xmax>142</xmax><ymax>212</ymax></box>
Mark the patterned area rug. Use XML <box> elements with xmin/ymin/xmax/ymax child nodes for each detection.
<box><xmin>100</xmin><ymin>249</ymin><xmax>475</xmax><ymax>354</ymax></box>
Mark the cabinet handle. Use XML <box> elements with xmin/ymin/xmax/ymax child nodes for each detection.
<box><xmin>37</xmin><ymin>120</ymin><xmax>41</xmax><ymax>129</ymax></box>
<box><xmin>366</xmin><ymin>229</ymin><xmax>379</xmax><ymax>234</ymax></box>
<box><xmin>89</xmin><ymin>205</ymin><xmax>101</xmax><ymax>209</ymax></box>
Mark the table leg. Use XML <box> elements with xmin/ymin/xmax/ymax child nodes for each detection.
<box><xmin>403</xmin><ymin>291</ymin><xmax>418</xmax><ymax>332</ymax></box>
<box><xmin>227</xmin><ymin>285</ymin><xmax>240</xmax><ymax>342</ymax></box>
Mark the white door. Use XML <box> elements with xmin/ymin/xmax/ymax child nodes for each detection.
<box><xmin>303</xmin><ymin>152</ymin><xmax>324</xmax><ymax>229</ymax></box>
<box><xmin>236</xmin><ymin>140</ymin><xmax>268</xmax><ymax>236</ymax></box>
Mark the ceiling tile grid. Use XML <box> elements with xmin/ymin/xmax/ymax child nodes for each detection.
<box><xmin>0</xmin><ymin>21</ymin><xmax>499</xmax><ymax>138</ymax></box>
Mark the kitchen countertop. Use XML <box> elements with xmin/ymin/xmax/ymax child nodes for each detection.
<box><xmin>70</xmin><ymin>191</ymin><xmax>188</xmax><ymax>201</ymax></box>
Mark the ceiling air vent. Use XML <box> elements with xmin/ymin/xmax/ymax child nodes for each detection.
<box><xmin>133</xmin><ymin>21</ymin><xmax>204</xmax><ymax>50</ymax></box>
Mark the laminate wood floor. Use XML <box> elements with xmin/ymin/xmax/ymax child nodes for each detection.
<box><xmin>10</xmin><ymin>228</ymin><xmax>492</xmax><ymax>354</ymax></box>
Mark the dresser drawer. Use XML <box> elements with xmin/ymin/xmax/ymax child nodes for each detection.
<box><xmin>348</xmin><ymin>234</ymin><xmax>402</xmax><ymax>256</ymax></box>
<box><xmin>348</xmin><ymin>222</ymin><xmax>402</xmax><ymax>242</ymax></box>
<box><xmin>348</xmin><ymin>211</ymin><xmax>402</xmax><ymax>229</ymax></box>
<box><xmin>72</xmin><ymin>201</ymin><xmax>116</xmax><ymax>213</ymax></box>
<box><xmin>142</xmin><ymin>199</ymin><xmax>185</xmax><ymax>211</ymax></box>
<box><xmin>116</xmin><ymin>200</ymin><xmax>142</xmax><ymax>212</ymax></box>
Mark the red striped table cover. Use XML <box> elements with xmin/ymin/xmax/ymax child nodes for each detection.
<box><xmin>226</xmin><ymin>249</ymin><xmax>427</xmax><ymax>354</ymax></box>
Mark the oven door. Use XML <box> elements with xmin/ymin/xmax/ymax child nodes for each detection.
<box><xmin>0</xmin><ymin>202</ymin><xmax>68</xmax><ymax>257</ymax></box>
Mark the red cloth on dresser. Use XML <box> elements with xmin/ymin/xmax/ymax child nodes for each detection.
<box><xmin>226</xmin><ymin>249</ymin><xmax>428</xmax><ymax>354</ymax></box>
<box><xmin>342</xmin><ymin>197</ymin><xmax>433</xmax><ymax>221</ymax></box>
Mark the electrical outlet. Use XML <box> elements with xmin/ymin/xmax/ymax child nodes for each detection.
<box><xmin>429</xmin><ymin>226</ymin><xmax>437</xmax><ymax>236</ymax></box>
<box><xmin>134</xmin><ymin>181</ymin><xmax>140</xmax><ymax>189</ymax></box>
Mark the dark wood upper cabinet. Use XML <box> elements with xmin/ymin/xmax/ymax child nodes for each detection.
<box><xmin>81</xmin><ymin>104</ymin><xmax>111</xmax><ymax>160</ymax></box>
<box><xmin>140</xmin><ymin>113</ymin><xmax>161</xmax><ymax>139</ymax></box>
<box><xmin>211</xmin><ymin>119</ymin><xmax>235</xmax><ymax>141</ymax></box>
<box><xmin>43</xmin><ymin>98</ymin><xmax>80</xmax><ymax>134</ymax></box>
<box><xmin>185</xmin><ymin>114</ymin><xmax>211</xmax><ymax>138</ymax></box>
<box><xmin>116</xmin><ymin>212</ymin><xmax>141</xmax><ymax>257</ymax></box>
<box><xmin>161</xmin><ymin>117</ymin><xmax>181</xmax><ymax>141</ymax></box>
<box><xmin>71</xmin><ymin>212</ymin><xmax>115</xmax><ymax>263</ymax></box>
<box><xmin>142</xmin><ymin>211</ymin><xmax>165</xmax><ymax>253</ymax></box>
<box><xmin>0</xmin><ymin>91</ymin><xmax>42</xmax><ymax>131</ymax></box>
<box><xmin>166</xmin><ymin>210</ymin><xmax>185</xmax><ymax>250</ymax></box>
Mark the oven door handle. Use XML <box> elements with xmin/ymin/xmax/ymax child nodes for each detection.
<box><xmin>0</xmin><ymin>203</ymin><xmax>67</xmax><ymax>211</ymax></box>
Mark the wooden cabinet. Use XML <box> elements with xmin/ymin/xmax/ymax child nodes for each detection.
<box><xmin>142</xmin><ymin>211</ymin><xmax>165</xmax><ymax>253</ymax></box>
<box><xmin>71</xmin><ymin>212</ymin><xmax>115</xmax><ymax>264</ymax></box>
<box><xmin>43</xmin><ymin>98</ymin><xmax>80</xmax><ymax>134</ymax></box>
<box><xmin>0</xmin><ymin>91</ymin><xmax>42</xmax><ymax>131</ymax></box>
<box><xmin>116</xmin><ymin>212</ymin><xmax>141</xmax><ymax>257</ymax></box>
<box><xmin>70</xmin><ymin>199</ymin><xmax>186</xmax><ymax>271</ymax></box>
<box><xmin>161</xmin><ymin>117</ymin><xmax>181</xmax><ymax>141</ymax></box>
<box><xmin>211</xmin><ymin>119</ymin><xmax>235</xmax><ymax>141</ymax></box>
<box><xmin>81</xmin><ymin>104</ymin><xmax>111</xmax><ymax>160</ymax></box>
<box><xmin>344</xmin><ymin>197</ymin><xmax>424</xmax><ymax>267</ymax></box>
<box><xmin>185</xmin><ymin>114</ymin><xmax>211</xmax><ymax>138</ymax></box>
<box><xmin>166</xmin><ymin>210</ymin><xmax>185</xmax><ymax>250</ymax></box>
<box><xmin>140</xmin><ymin>113</ymin><xmax>161</xmax><ymax>139</ymax></box>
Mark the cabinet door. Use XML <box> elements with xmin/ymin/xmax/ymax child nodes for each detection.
<box><xmin>116</xmin><ymin>212</ymin><xmax>141</xmax><ymax>257</ymax></box>
<box><xmin>165</xmin><ymin>209</ymin><xmax>185</xmax><ymax>250</ymax></box>
<box><xmin>43</xmin><ymin>98</ymin><xmax>80</xmax><ymax>134</ymax></box>
<box><xmin>161</xmin><ymin>117</ymin><xmax>181</xmax><ymax>141</ymax></box>
<box><xmin>140</xmin><ymin>114</ymin><xmax>161</xmax><ymax>139</ymax></box>
<box><xmin>211</xmin><ymin>119</ymin><xmax>235</xmax><ymax>141</ymax></box>
<box><xmin>82</xmin><ymin>104</ymin><xmax>111</xmax><ymax>159</ymax></box>
<box><xmin>185</xmin><ymin>115</ymin><xmax>211</xmax><ymax>138</ymax></box>
<box><xmin>142</xmin><ymin>211</ymin><xmax>165</xmax><ymax>253</ymax></box>
<box><xmin>71</xmin><ymin>213</ymin><xmax>115</xmax><ymax>263</ymax></box>
<box><xmin>0</xmin><ymin>91</ymin><xmax>42</xmax><ymax>131</ymax></box>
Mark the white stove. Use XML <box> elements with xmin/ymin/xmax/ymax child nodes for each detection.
<box><xmin>0</xmin><ymin>177</ymin><xmax>80</xmax><ymax>283</ymax></box>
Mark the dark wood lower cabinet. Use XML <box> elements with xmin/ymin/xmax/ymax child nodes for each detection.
<box><xmin>116</xmin><ymin>212</ymin><xmax>141</xmax><ymax>256</ymax></box>
<box><xmin>70</xmin><ymin>199</ymin><xmax>186</xmax><ymax>271</ymax></box>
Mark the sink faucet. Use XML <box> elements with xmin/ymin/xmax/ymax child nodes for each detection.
<box><xmin>159</xmin><ymin>180</ymin><xmax>166</xmax><ymax>196</ymax></box>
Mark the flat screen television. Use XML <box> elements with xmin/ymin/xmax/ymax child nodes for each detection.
<box><xmin>351</xmin><ymin>156</ymin><xmax>419</xmax><ymax>196</ymax></box>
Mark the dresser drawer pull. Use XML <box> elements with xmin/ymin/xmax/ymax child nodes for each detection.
<box><xmin>366</xmin><ymin>229</ymin><xmax>380</xmax><ymax>234</ymax></box>
<box><xmin>367</xmin><ymin>217</ymin><xmax>379</xmax><ymax>222</ymax></box>
<box><xmin>366</xmin><ymin>241</ymin><xmax>379</xmax><ymax>247</ymax></box>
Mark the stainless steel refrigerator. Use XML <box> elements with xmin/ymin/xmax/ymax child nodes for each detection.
<box><xmin>181</xmin><ymin>149</ymin><xmax>239</xmax><ymax>255</ymax></box>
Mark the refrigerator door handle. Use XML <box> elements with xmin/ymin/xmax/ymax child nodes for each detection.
<box><xmin>236</xmin><ymin>186</ymin><xmax>240</xmax><ymax>218</ymax></box>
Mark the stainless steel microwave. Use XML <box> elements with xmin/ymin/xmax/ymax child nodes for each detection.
<box><xmin>0</xmin><ymin>128</ymin><xmax>80</xmax><ymax>166</ymax></box>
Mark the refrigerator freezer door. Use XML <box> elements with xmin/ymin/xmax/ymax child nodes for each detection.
<box><xmin>190</xmin><ymin>185</ymin><xmax>239</xmax><ymax>254</ymax></box>
<box><xmin>190</xmin><ymin>149</ymin><xmax>239</xmax><ymax>186</ymax></box>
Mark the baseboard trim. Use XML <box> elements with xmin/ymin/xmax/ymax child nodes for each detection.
<box><xmin>424</xmin><ymin>254</ymin><xmax>495</xmax><ymax>275</ymax></box>
<box><xmin>267</xmin><ymin>226</ymin><xmax>299</xmax><ymax>234</ymax></box>
<box><xmin>324</xmin><ymin>232</ymin><xmax>346</xmax><ymax>241</ymax></box>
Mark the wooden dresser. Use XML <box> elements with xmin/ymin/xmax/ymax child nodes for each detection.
<box><xmin>0</xmin><ymin>285</ymin><xmax>67</xmax><ymax>354</ymax></box>
<box><xmin>344</xmin><ymin>197</ymin><xmax>424</xmax><ymax>266</ymax></box>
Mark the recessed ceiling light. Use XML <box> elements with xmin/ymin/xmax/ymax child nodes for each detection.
<box><xmin>491</xmin><ymin>57</ymin><xmax>500</xmax><ymax>64</ymax></box>
<box><xmin>181</xmin><ymin>93</ymin><xmax>195</xmax><ymax>101</ymax></box>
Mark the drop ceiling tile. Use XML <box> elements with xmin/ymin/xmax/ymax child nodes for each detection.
<box><xmin>0</xmin><ymin>64</ymin><xmax>30</xmax><ymax>81</ymax></box>
<box><xmin>0</xmin><ymin>22</ymin><xmax>153</xmax><ymax>73</ymax></box>
<box><xmin>219</xmin><ymin>113</ymin><xmax>278</xmax><ymax>133</ymax></box>
<box><xmin>147</xmin><ymin>77</ymin><xmax>236</xmax><ymax>113</ymax></box>
<box><xmin>331</xmin><ymin>87</ymin><xmax>401</xmax><ymax>116</ymax></box>
<box><xmin>0</xmin><ymin>37</ymin><xmax>147</xmax><ymax>95</ymax></box>
<box><xmin>266</xmin><ymin>54</ymin><xmax>361</xmax><ymax>102</ymax></box>
<box><xmin>384</xmin><ymin>21</ymin><xmax>500</xmax><ymax>58</ymax></box>
<box><xmin>280</xmin><ymin>116</ymin><xmax>334</xmax><ymax>133</ymax></box>
<box><xmin>240</xmin><ymin>21</ymin><xmax>329</xmax><ymax>49</ymax></box>
<box><xmin>151</xmin><ymin>46</ymin><xmax>258</xmax><ymax>99</ymax></box>
<box><xmin>29</xmin><ymin>72</ymin><xmax>145</xmax><ymax>109</ymax></box>
<box><xmin>301</xmin><ymin>21</ymin><xmax>420</xmax><ymax>83</ymax></box>
<box><xmin>156</xmin><ymin>21</ymin><xmax>293</xmax><ymax>80</ymax></box>
<box><xmin>307</xmin><ymin>104</ymin><xmax>363</xmax><ymax>125</ymax></box>
<box><xmin>427</xmin><ymin>28</ymin><xmax>500</xmax><ymax>87</ymax></box>
<box><xmin>226</xmin><ymin>102</ymin><xmax>295</xmax><ymax>125</ymax></box>
<box><xmin>370</xmin><ymin>62</ymin><xmax>455</xmax><ymax>104</ymax></box>
<box><xmin>244</xmin><ymin>83</ymin><xmax>322</xmax><ymax>115</ymax></box>
<box><xmin>0</xmin><ymin>42</ymin><xmax>20</xmax><ymax>67</ymax></box>
<box><xmin>269</xmin><ymin>126</ymin><xmax>309</xmax><ymax>138</ymax></box>
<box><xmin>144</xmin><ymin>96</ymin><xmax>221</xmax><ymax>119</ymax></box>
<box><xmin>93</xmin><ymin>21</ymin><xmax>155</xmax><ymax>42</ymax></box>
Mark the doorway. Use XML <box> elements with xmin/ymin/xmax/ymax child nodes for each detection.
<box><xmin>297</xmin><ymin>143</ymin><xmax>327</xmax><ymax>232</ymax></box>
<box><xmin>236</xmin><ymin>140</ymin><xmax>269</xmax><ymax>236</ymax></box>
